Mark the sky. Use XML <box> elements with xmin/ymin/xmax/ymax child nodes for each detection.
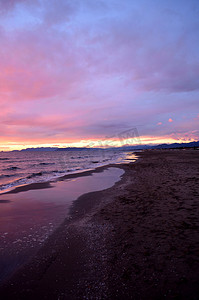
<box><xmin>0</xmin><ymin>0</ymin><xmax>199</xmax><ymax>150</ymax></box>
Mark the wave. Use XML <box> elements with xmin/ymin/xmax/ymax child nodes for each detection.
<box><xmin>0</xmin><ymin>174</ymin><xmax>15</xmax><ymax>179</ymax></box>
<box><xmin>4</xmin><ymin>166</ymin><xmax>21</xmax><ymax>171</ymax></box>
<box><xmin>70</xmin><ymin>155</ymin><xmax>90</xmax><ymax>159</ymax></box>
<box><xmin>27</xmin><ymin>170</ymin><xmax>66</xmax><ymax>179</ymax></box>
<box><xmin>27</xmin><ymin>172</ymin><xmax>43</xmax><ymax>179</ymax></box>
<box><xmin>0</xmin><ymin>169</ymin><xmax>78</xmax><ymax>192</ymax></box>
<box><xmin>38</xmin><ymin>162</ymin><xmax>55</xmax><ymax>166</ymax></box>
<box><xmin>0</xmin><ymin>150</ymin><xmax>130</xmax><ymax>193</ymax></box>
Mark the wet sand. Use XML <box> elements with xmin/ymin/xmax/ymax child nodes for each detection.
<box><xmin>0</xmin><ymin>167</ymin><xmax>124</xmax><ymax>284</ymax></box>
<box><xmin>1</xmin><ymin>150</ymin><xmax>199</xmax><ymax>299</ymax></box>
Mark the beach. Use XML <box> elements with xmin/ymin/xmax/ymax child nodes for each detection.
<box><xmin>0</xmin><ymin>150</ymin><xmax>199</xmax><ymax>299</ymax></box>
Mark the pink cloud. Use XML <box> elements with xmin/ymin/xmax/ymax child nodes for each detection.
<box><xmin>0</xmin><ymin>29</ymin><xmax>89</xmax><ymax>103</ymax></box>
<box><xmin>0</xmin><ymin>0</ymin><xmax>26</xmax><ymax>13</ymax></box>
<box><xmin>0</xmin><ymin>1</ymin><xmax>199</xmax><ymax>147</ymax></box>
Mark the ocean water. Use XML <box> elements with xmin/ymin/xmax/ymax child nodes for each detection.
<box><xmin>0</xmin><ymin>149</ymin><xmax>136</xmax><ymax>193</ymax></box>
<box><xmin>0</xmin><ymin>167</ymin><xmax>125</xmax><ymax>282</ymax></box>
<box><xmin>0</xmin><ymin>150</ymin><xmax>137</xmax><ymax>283</ymax></box>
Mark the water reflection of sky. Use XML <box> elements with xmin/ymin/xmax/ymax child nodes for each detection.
<box><xmin>0</xmin><ymin>167</ymin><xmax>124</xmax><ymax>283</ymax></box>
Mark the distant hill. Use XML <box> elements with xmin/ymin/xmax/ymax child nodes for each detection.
<box><xmin>18</xmin><ymin>147</ymin><xmax>59</xmax><ymax>152</ymax></box>
<box><xmin>119</xmin><ymin>141</ymin><xmax>199</xmax><ymax>150</ymax></box>
<box><xmin>56</xmin><ymin>147</ymin><xmax>100</xmax><ymax>151</ymax></box>
<box><xmin>11</xmin><ymin>141</ymin><xmax>199</xmax><ymax>152</ymax></box>
<box><xmin>14</xmin><ymin>147</ymin><xmax>102</xmax><ymax>152</ymax></box>
<box><xmin>152</xmin><ymin>141</ymin><xmax>199</xmax><ymax>149</ymax></box>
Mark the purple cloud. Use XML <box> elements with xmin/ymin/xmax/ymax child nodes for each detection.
<box><xmin>0</xmin><ymin>0</ymin><xmax>199</xmax><ymax>148</ymax></box>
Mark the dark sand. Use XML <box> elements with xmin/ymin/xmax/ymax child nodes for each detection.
<box><xmin>0</xmin><ymin>150</ymin><xmax>199</xmax><ymax>299</ymax></box>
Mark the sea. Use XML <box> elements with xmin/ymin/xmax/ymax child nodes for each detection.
<box><xmin>0</xmin><ymin>149</ymin><xmax>136</xmax><ymax>194</ymax></box>
<box><xmin>0</xmin><ymin>149</ymin><xmax>137</xmax><ymax>282</ymax></box>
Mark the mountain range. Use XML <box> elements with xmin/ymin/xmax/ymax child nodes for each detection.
<box><xmin>11</xmin><ymin>141</ymin><xmax>199</xmax><ymax>152</ymax></box>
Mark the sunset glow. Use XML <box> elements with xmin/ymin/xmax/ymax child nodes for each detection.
<box><xmin>0</xmin><ymin>0</ymin><xmax>199</xmax><ymax>151</ymax></box>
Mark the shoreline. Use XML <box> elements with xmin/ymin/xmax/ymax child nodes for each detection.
<box><xmin>1</xmin><ymin>150</ymin><xmax>199</xmax><ymax>299</ymax></box>
<box><xmin>0</xmin><ymin>151</ymin><xmax>138</xmax><ymax>195</ymax></box>
<box><xmin>0</xmin><ymin>165</ymin><xmax>126</xmax><ymax>285</ymax></box>
<box><xmin>0</xmin><ymin>161</ymin><xmax>133</xmax><ymax>195</ymax></box>
<box><xmin>0</xmin><ymin>162</ymin><xmax>130</xmax><ymax>296</ymax></box>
